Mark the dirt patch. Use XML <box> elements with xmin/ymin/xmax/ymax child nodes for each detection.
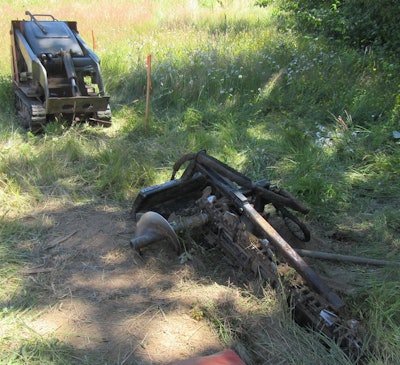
<box><xmin>21</xmin><ymin>200</ymin><xmax>359</xmax><ymax>364</ymax></box>
<box><xmin>26</xmin><ymin>202</ymin><xmax>231</xmax><ymax>364</ymax></box>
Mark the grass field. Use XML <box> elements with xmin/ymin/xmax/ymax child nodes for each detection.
<box><xmin>1</xmin><ymin>0</ymin><xmax>399</xmax><ymax>364</ymax></box>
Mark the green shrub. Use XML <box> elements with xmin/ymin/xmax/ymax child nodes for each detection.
<box><xmin>276</xmin><ymin>0</ymin><xmax>400</xmax><ymax>54</ymax></box>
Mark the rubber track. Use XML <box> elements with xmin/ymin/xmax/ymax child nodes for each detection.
<box><xmin>15</xmin><ymin>89</ymin><xmax>46</xmax><ymax>131</ymax></box>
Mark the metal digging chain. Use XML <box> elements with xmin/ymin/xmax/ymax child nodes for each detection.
<box><xmin>290</xmin><ymin>283</ymin><xmax>363</xmax><ymax>356</ymax></box>
<box><xmin>196</xmin><ymin>190</ymin><xmax>363</xmax><ymax>360</ymax></box>
<box><xmin>130</xmin><ymin>150</ymin><xmax>364</xmax><ymax>360</ymax></box>
<box><xmin>201</xmin><ymin>197</ymin><xmax>279</xmax><ymax>286</ymax></box>
<box><xmin>15</xmin><ymin>89</ymin><xmax>46</xmax><ymax>130</ymax></box>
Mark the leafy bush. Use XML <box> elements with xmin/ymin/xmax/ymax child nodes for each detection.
<box><xmin>277</xmin><ymin>0</ymin><xmax>400</xmax><ymax>54</ymax></box>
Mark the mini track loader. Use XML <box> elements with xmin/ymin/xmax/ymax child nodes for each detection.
<box><xmin>10</xmin><ymin>11</ymin><xmax>111</xmax><ymax>131</ymax></box>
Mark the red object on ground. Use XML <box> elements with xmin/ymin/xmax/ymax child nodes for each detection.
<box><xmin>171</xmin><ymin>349</ymin><xmax>246</xmax><ymax>365</ymax></box>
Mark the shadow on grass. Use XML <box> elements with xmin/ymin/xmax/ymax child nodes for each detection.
<box><xmin>1</xmin><ymin>9</ymin><xmax>399</xmax><ymax>364</ymax></box>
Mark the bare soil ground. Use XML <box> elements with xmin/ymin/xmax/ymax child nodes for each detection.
<box><xmin>20</xmin><ymin>200</ymin><xmax>359</xmax><ymax>365</ymax></box>
<box><xmin>23</xmin><ymin>202</ymin><xmax>246</xmax><ymax>364</ymax></box>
